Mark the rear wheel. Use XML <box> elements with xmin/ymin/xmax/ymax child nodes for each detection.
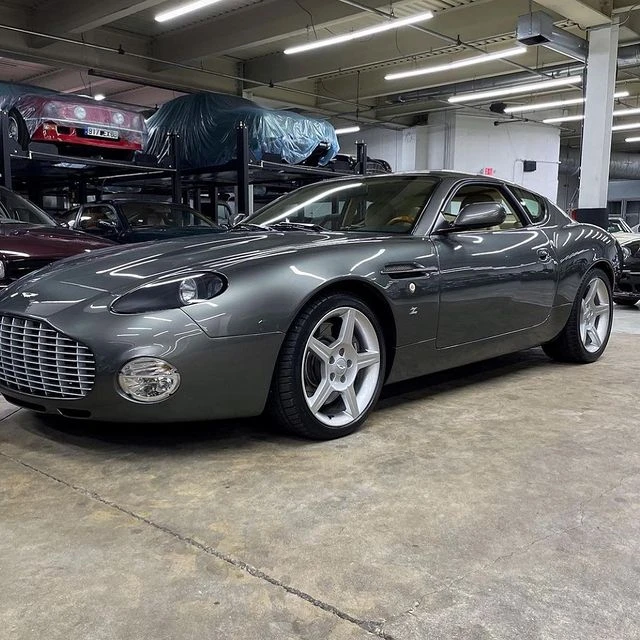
<box><xmin>613</xmin><ymin>296</ymin><xmax>639</xmax><ymax>306</ymax></box>
<box><xmin>269</xmin><ymin>294</ymin><xmax>386</xmax><ymax>439</ymax></box>
<box><xmin>7</xmin><ymin>109</ymin><xmax>29</xmax><ymax>148</ymax></box>
<box><xmin>543</xmin><ymin>268</ymin><xmax>612</xmax><ymax>363</ymax></box>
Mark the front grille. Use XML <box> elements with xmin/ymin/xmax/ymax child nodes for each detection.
<box><xmin>0</xmin><ymin>315</ymin><xmax>95</xmax><ymax>399</ymax></box>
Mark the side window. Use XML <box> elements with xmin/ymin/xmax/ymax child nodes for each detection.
<box><xmin>511</xmin><ymin>186</ymin><xmax>547</xmax><ymax>223</ymax></box>
<box><xmin>441</xmin><ymin>185</ymin><xmax>524</xmax><ymax>230</ymax></box>
<box><xmin>63</xmin><ymin>207</ymin><xmax>80</xmax><ymax>228</ymax></box>
<box><xmin>78</xmin><ymin>205</ymin><xmax>119</xmax><ymax>231</ymax></box>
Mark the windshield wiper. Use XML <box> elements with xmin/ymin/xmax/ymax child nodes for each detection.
<box><xmin>270</xmin><ymin>221</ymin><xmax>327</xmax><ymax>232</ymax></box>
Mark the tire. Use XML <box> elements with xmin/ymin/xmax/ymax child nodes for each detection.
<box><xmin>8</xmin><ymin>109</ymin><xmax>29</xmax><ymax>148</ymax></box>
<box><xmin>543</xmin><ymin>267</ymin><xmax>613</xmax><ymax>363</ymax></box>
<box><xmin>269</xmin><ymin>293</ymin><xmax>386</xmax><ymax>439</ymax></box>
<box><xmin>613</xmin><ymin>296</ymin><xmax>639</xmax><ymax>306</ymax></box>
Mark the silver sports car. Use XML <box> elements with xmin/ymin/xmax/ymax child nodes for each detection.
<box><xmin>0</xmin><ymin>172</ymin><xmax>618</xmax><ymax>439</ymax></box>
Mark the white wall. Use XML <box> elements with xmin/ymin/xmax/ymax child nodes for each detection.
<box><xmin>344</xmin><ymin>114</ymin><xmax>561</xmax><ymax>202</ymax></box>
<box><xmin>337</xmin><ymin>127</ymin><xmax>419</xmax><ymax>171</ymax></box>
<box><xmin>451</xmin><ymin>116</ymin><xmax>561</xmax><ymax>202</ymax></box>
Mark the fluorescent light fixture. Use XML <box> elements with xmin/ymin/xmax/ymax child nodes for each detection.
<box><xmin>542</xmin><ymin>114</ymin><xmax>585</xmax><ymax>124</ymax></box>
<box><xmin>155</xmin><ymin>0</ymin><xmax>224</xmax><ymax>22</ymax></box>
<box><xmin>94</xmin><ymin>94</ymin><xmax>106</xmax><ymax>101</ymax></box>
<box><xmin>612</xmin><ymin>122</ymin><xmax>640</xmax><ymax>132</ymax></box>
<box><xmin>284</xmin><ymin>11</ymin><xmax>434</xmax><ymax>55</ymax></box>
<box><xmin>613</xmin><ymin>107</ymin><xmax>640</xmax><ymax>117</ymax></box>
<box><xmin>385</xmin><ymin>46</ymin><xmax>527</xmax><ymax>81</ymax></box>
<box><xmin>334</xmin><ymin>126</ymin><xmax>361</xmax><ymax>135</ymax></box>
<box><xmin>505</xmin><ymin>97</ymin><xmax>584</xmax><ymax>113</ymax></box>
<box><xmin>448</xmin><ymin>76</ymin><xmax>582</xmax><ymax>104</ymax></box>
<box><xmin>625</xmin><ymin>136</ymin><xmax>640</xmax><ymax>142</ymax></box>
<box><xmin>504</xmin><ymin>90</ymin><xmax>629</xmax><ymax>114</ymax></box>
<box><xmin>543</xmin><ymin>104</ymin><xmax>640</xmax><ymax>125</ymax></box>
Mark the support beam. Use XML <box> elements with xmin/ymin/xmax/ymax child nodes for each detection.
<box><xmin>244</xmin><ymin>0</ymin><xmax>527</xmax><ymax>85</ymax></box>
<box><xmin>534</xmin><ymin>0</ymin><xmax>611</xmax><ymax>27</ymax></box>
<box><xmin>151</xmin><ymin>0</ymin><xmax>425</xmax><ymax>66</ymax></box>
<box><xmin>32</xmin><ymin>0</ymin><xmax>167</xmax><ymax>39</ymax></box>
<box><xmin>577</xmin><ymin>21</ymin><xmax>620</xmax><ymax>228</ymax></box>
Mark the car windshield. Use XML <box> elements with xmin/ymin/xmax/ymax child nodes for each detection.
<box><xmin>120</xmin><ymin>202</ymin><xmax>219</xmax><ymax>229</ymax></box>
<box><xmin>609</xmin><ymin>218</ymin><xmax>633</xmax><ymax>233</ymax></box>
<box><xmin>0</xmin><ymin>187</ymin><xmax>57</xmax><ymax>226</ymax></box>
<box><xmin>248</xmin><ymin>176</ymin><xmax>440</xmax><ymax>233</ymax></box>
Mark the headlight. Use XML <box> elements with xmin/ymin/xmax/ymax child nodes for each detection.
<box><xmin>622</xmin><ymin>246</ymin><xmax>632</xmax><ymax>261</ymax></box>
<box><xmin>112</xmin><ymin>112</ymin><xmax>125</xmax><ymax>126</ymax></box>
<box><xmin>74</xmin><ymin>106</ymin><xmax>87</xmax><ymax>120</ymax></box>
<box><xmin>44</xmin><ymin>103</ymin><xmax>59</xmax><ymax>117</ymax></box>
<box><xmin>0</xmin><ymin>260</ymin><xmax>5</xmax><ymax>281</ymax></box>
<box><xmin>110</xmin><ymin>271</ymin><xmax>226</xmax><ymax>314</ymax></box>
<box><xmin>118</xmin><ymin>357</ymin><xmax>180</xmax><ymax>403</ymax></box>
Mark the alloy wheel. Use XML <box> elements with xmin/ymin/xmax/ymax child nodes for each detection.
<box><xmin>7</xmin><ymin>116</ymin><xmax>19</xmax><ymax>141</ymax></box>
<box><xmin>302</xmin><ymin>306</ymin><xmax>381</xmax><ymax>427</ymax></box>
<box><xmin>579</xmin><ymin>276</ymin><xmax>611</xmax><ymax>353</ymax></box>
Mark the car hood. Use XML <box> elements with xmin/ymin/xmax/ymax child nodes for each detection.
<box><xmin>0</xmin><ymin>224</ymin><xmax>116</xmax><ymax>259</ymax></box>
<box><xmin>612</xmin><ymin>231</ymin><xmax>640</xmax><ymax>245</ymax></box>
<box><xmin>0</xmin><ymin>230</ymin><xmax>378</xmax><ymax>315</ymax></box>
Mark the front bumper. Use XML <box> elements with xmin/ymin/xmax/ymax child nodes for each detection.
<box><xmin>615</xmin><ymin>268</ymin><xmax>640</xmax><ymax>299</ymax></box>
<box><xmin>0</xmin><ymin>308</ymin><xmax>284</xmax><ymax>422</ymax></box>
<box><xmin>32</xmin><ymin>122</ymin><xmax>143</xmax><ymax>152</ymax></box>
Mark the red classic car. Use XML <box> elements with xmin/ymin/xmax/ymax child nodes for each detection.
<box><xmin>0</xmin><ymin>82</ymin><xmax>147</xmax><ymax>160</ymax></box>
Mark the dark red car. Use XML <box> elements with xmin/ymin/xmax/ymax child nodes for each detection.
<box><xmin>1</xmin><ymin>82</ymin><xmax>146</xmax><ymax>160</ymax></box>
<box><xmin>0</xmin><ymin>187</ymin><xmax>115</xmax><ymax>285</ymax></box>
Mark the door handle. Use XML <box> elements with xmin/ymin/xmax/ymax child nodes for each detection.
<box><xmin>537</xmin><ymin>249</ymin><xmax>551</xmax><ymax>262</ymax></box>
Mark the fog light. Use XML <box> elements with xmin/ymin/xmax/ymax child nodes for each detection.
<box><xmin>118</xmin><ymin>357</ymin><xmax>180</xmax><ymax>403</ymax></box>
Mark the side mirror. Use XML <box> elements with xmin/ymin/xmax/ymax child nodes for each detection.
<box><xmin>450</xmin><ymin>202</ymin><xmax>506</xmax><ymax>231</ymax></box>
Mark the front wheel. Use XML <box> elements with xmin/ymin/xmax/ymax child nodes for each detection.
<box><xmin>269</xmin><ymin>294</ymin><xmax>386</xmax><ymax>439</ymax></box>
<box><xmin>7</xmin><ymin>109</ymin><xmax>29</xmax><ymax>148</ymax></box>
<box><xmin>543</xmin><ymin>268</ymin><xmax>613</xmax><ymax>363</ymax></box>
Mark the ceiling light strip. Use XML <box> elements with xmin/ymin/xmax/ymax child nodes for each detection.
<box><xmin>505</xmin><ymin>90</ymin><xmax>629</xmax><ymax>114</ymax></box>
<box><xmin>155</xmin><ymin>0</ymin><xmax>224</xmax><ymax>22</ymax></box>
<box><xmin>335</xmin><ymin>126</ymin><xmax>361</xmax><ymax>135</ymax></box>
<box><xmin>625</xmin><ymin>136</ymin><xmax>640</xmax><ymax>142</ymax></box>
<box><xmin>385</xmin><ymin>46</ymin><xmax>527</xmax><ymax>81</ymax></box>
<box><xmin>448</xmin><ymin>76</ymin><xmax>582</xmax><ymax>104</ymax></box>
<box><xmin>612</xmin><ymin>122</ymin><xmax>640</xmax><ymax>132</ymax></box>
<box><xmin>284</xmin><ymin>10</ymin><xmax>434</xmax><ymax>55</ymax></box>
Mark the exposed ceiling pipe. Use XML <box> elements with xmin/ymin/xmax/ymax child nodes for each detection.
<box><xmin>335</xmin><ymin>0</ymin><xmax>555</xmax><ymax>80</ymax></box>
<box><xmin>618</xmin><ymin>43</ymin><xmax>640</xmax><ymax>68</ymax></box>
<box><xmin>388</xmin><ymin>62</ymin><xmax>584</xmax><ymax>105</ymax></box>
<box><xmin>560</xmin><ymin>147</ymin><xmax>640</xmax><ymax>180</ymax></box>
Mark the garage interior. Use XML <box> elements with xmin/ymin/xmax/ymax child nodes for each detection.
<box><xmin>1</xmin><ymin>1</ymin><xmax>640</xmax><ymax>638</ymax></box>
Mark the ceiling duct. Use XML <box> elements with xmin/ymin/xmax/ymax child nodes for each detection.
<box><xmin>390</xmin><ymin>62</ymin><xmax>583</xmax><ymax>105</ymax></box>
<box><xmin>517</xmin><ymin>11</ymin><xmax>588</xmax><ymax>62</ymax></box>
<box><xmin>560</xmin><ymin>147</ymin><xmax>640</xmax><ymax>180</ymax></box>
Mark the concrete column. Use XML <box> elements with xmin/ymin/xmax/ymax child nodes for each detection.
<box><xmin>577</xmin><ymin>21</ymin><xmax>619</xmax><ymax>228</ymax></box>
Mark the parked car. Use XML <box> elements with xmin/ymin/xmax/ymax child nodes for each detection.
<box><xmin>0</xmin><ymin>186</ymin><xmax>114</xmax><ymax>286</ymax></box>
<box><xmin>0</xmin><ymin>81</ymin><xmax>147</xmax><ymax>160</ymax></box>
<box><xmin>608</xmin><ymin>216</ymin><xmax>634</xmax><ymax>234</ymax></box>
<box><xmin>0</xmin><ymin>172</ymin><xmax>617</xmax><ymax>439</ymax></box>
<box><xmin>145</xmin><ymin>92</ymin><xmax>338</xmax><ymax>169</ymax></box>
<box><xmin>62</xmin><ymin>201</ymin><xmax>223</xmax><ymax>243</ymax></box>
<box><xmin>329</xmin><ymin>153</ymin><xmax>392</xmax><ymax>174</ymax></box>
<box><xmin>614</xmin><ymin>234</ymin><xmax>640</xmax><ymax>306</ymax></box>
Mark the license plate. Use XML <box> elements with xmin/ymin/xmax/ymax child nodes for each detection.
<box><xmin>85</xmin><ymin>127</ymin><xmax>119</xmax><ymax>140</ymax></box>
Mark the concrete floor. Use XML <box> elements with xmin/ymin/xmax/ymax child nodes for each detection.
<box><xmin>1</xmin><ymin>307</ymin><xmax>640</xmax><ymax>640</ymax></box>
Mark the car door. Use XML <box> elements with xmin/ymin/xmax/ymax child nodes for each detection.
<box><xmin>432</xmin><ymin>180</ymin><xmax>558</xmax><ymax>349</ymax></box>
<box><xmin>77</xmin><ymin>204</ymin><xmax>123</xmax><ymax>241</ymax></box>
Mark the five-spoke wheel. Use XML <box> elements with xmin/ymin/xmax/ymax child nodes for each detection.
<box><xmin>543</xmin><ymin>268</ymin><xmax>613</xmax><ymax>363</ymax></box>
<box><xmin>270</xmin><ymin>294</ymin><xmax>386</xmax><ymax>439</ymax></box>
